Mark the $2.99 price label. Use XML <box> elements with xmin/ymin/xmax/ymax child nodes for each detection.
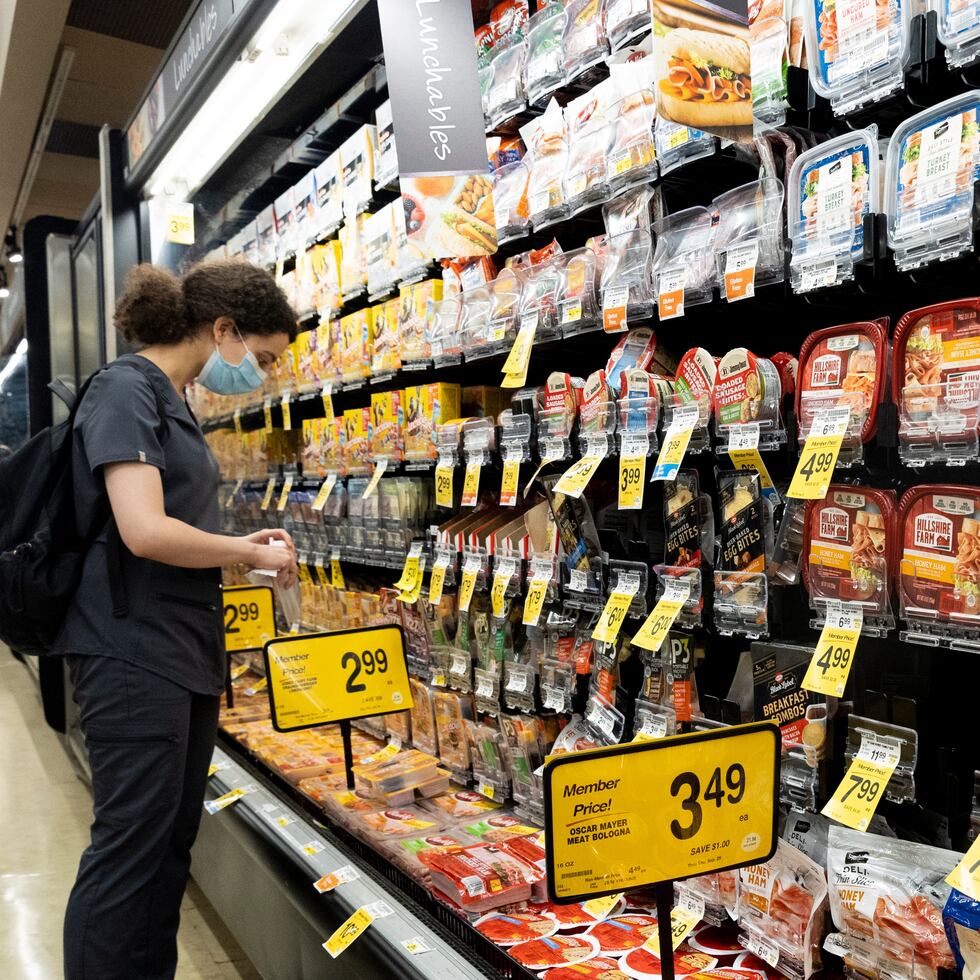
<box><xmin>822</xmin><ymin>732</ymin><xmax>900</xmax><ymax>831</ymax></box>
<box><xmin>545</xmin><ymin>722</ymin><xmax>780</xmax><ymax>902</ymax></box>
<box><xmin>434</xmin><ymin>460</ymin><xmax>454</xmax><ymax>508</ymax></box>
<box><xmin>223</xmin><ymin>585</ymin><xmax>275</xmax><ymax>653</ymax></box>
<box><xmin>263</xmin><ymin>625</ymin><xmax>413</xmax><ymax>731</ymax></box>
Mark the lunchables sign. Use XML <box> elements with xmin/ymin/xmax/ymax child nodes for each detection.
<box><xmin>544</xmin><ymin>722</ymin><xmax>780</xmax><ymax>902</ymax></box>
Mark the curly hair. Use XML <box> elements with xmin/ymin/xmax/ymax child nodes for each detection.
<box><xmin>114</xmin><ymin>260</ymin><xmax>297</xmax><ymax>346</ymax></box>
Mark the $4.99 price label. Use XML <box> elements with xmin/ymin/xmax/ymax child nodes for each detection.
<box><xmin>544</xmin><ymin>722</ymin><xmax>780</xmax><ymax>902</ymax></box>
<box><xmin>803</xmin><ymin>603</ymin><xmax>862</xmax><ymax>697</ymax></box>
<box><xmin>592</xmin><ymin>577</ymin><xmax>640</xmax><ymax>644</ymax></box>
<box><xmin>788</xmin><ymin>408</ymin><xmax>851</xmax><ymax>500</ymax></box>
<box><xmin>822</xmin><ymin>732</ymin><xmax>901</xmax><ymax>831</ymax></box>
<box><xmin>618</xmin><ymin>433</ymin><xmax>648</xmax><ymax>510</ymax></box>
<box><xmin>630</xmin><ymin>580</ymin><xmax>691</xmax><ymax>653</ymax></box>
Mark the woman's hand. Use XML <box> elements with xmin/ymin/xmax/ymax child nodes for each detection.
<box><xmin>243</xmin><ymin>530</ymin><xmax>298</xmax><ymax>589</ymax></box>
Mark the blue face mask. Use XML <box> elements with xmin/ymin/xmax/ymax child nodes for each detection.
<box><xmin>197</xmin><ymin>330</ymin><xmax>267</xmax><ymax>395</ymax></box>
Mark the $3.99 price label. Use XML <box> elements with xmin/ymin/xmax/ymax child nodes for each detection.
<box><xmin>788</xmin><ymin>409</ymin><xmax>851</xmax><ymax>500</ymax></box>
<box><xmin>544</xmin><ymin>722</ymin><xmax>780</xmax><ymax>902</ymax></box>
<box><xmin>618</xmin><ymin>433</ymin><xmax>648</xmax><ymax>510</ymax></box>
<box><xmin>263</xmin><ymin>625</ymin><xmax>412</xmax><ymax>731</ymax></box>
<box><xmin>223</xmin><ymin>585</ymin><xmax>275</xmax><ymax>653</ymax></box>
<box><xmin>802</xmin><ymin>604</ymin><xmax>862</xmax><ymax>697</ymax></box>
<box><xmin>822</xmin><ymin>732</ymin><xmax>901</xmax><ymax>831</ymax></box>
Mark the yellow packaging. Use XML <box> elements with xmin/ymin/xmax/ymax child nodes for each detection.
<box><xmin>370</xmin><ymin>390</ymin><xmax>404</xmax><ymax>461</ymax></box>
<box><xmin>400</xmin><ymin>279</ymin><xmax>442</xmax><ymax>365</ymax></box>
<box><xmin>371</xmin><ymin>299</ymin><xmax>402</xmax><ymax>376</ymax></box>
<box><xmin>343</xmin><ymin>408</ymin><xmax>371</xmax><ymax>472</ymax></box>
<box><xmin>340</xmin><ymin>307</ymin><xmax>374</xmax><ymax>384</ymax></box>
<box><xmin>310</xmin><ymin>241</ymin><xmax>343</xmax><ymax>315</ymax></box>
<box><xmin>403</xmin><ymin>383</ymin><xmax>461</xmax><ymax>460</ymax></box>
<box><xmin>323</xmin><ymin>417</ymin><xmax>344</xmax><ymax>474</ymax></box>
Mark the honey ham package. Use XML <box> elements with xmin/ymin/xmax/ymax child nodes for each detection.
<box><xmin>899</xmin><ymin>485</ymin><xmax>980</xmax><ymax>643</ymax></box>
<box><xmin>803</xmin><ymin>486</ymin><xmax>898</xmax><ymax>631</ymax></box>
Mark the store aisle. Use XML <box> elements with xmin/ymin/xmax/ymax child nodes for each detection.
<box><xmin>0</xmin><ymin>652</ymin><xmax>261</xmax><ymax>979</ymax></box>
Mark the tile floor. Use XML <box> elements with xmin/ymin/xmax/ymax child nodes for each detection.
<box><xmin>0</xmin><ymin>652</ymin><xmax>261</xmax><ymax>979</ymax></box>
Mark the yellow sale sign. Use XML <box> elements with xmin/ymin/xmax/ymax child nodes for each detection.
<box><xmin>545</xmin><ymin>723</ymin><xmax>780</xmax><ymax>901</ymax></box>
<box><xmin>223</xmin><ymin>585</ymin><xmax>275</xmax><ymax>653</ymax></box>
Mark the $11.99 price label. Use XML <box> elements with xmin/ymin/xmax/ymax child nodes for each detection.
<box><xmin>545</xmin><ymin>722</ymin><xmax>780</xmax><ymax>902</ymax></box>
<box><xmin>822</xmin><ymin>732</ymin><xmax>900</xmax><ymax>831</ymax></box>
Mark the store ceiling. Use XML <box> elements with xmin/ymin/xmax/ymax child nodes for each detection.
<box><xmin>0</xmin><ymin>0</ymin><xmax>194</xmax><ymax>278</ymax></box>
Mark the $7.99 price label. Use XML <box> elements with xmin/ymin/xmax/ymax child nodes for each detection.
<box><xmin>802</xmin><ymin>603</ymin><xmax>862</xmax><ymax>697</ymax></box>
<box><xmin>822</xmin><ymin>732</ymin><xmax>901</xmax><ymax>831</ymax></box>
<box><xmin>788</xmin><ymin>408</ymin><xmax>850</xmax><ymax>500</ymax></box>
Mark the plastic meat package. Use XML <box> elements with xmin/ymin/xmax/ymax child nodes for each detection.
<box><xmin>605</xmin><ymin>59</ymin><xmax>658</xmax><ymax>193</ymax></box>
<box><xmin>652</xmin><ymin>206</ymin><xmax>716</xmax><ymax>311</ymax></box>
<box><xmin>420</xmin><ymin>841</ymin><xmax>537</xmax><ymax>912</ymax></box>
<box><xmin>712</xmin><ymin>178</ymin><xmax>786</xmax><ymax>295</ymax></box>
<box><xmin>522</xmin><ymin>101</ymin><xmax>570</xmax><ymax>227</ymax></box>
<box><xmin>492</xmin><ymin>159</ymin><xmax>531</xmax><ymax>243</ymax></box>
<box><xmin>561</xmin><ymin>0</ymin><xmax>609</xmax><ymax>78</ymax></box>
<box><xmin>939</xmin><ymin>0</ymin><xmax>980</xmax><ymax>67</ymax></box>
<box><xmin>525</xmin><ymin>3</ymin><xmax>567</xmax><ymax>103</ymax></box>
<box><xmin>486</xmin><ymin>35</ymin><xmax>528</xmax><ymax>125</ymax></box>
<box><xmin>738</xmin><ymin>839</ymin><xmax>828</xmax><ymax>979</ymax></box>
<box><xmin>827</xmin><ymin>826</ymin><xmax>957</xmax><ymax>974</ymax></box>
<box><xmin>605</xmin><ymin>0</ymin><xmax>654</xmax><ymax>50</ymax></box>
<box><xmin>563</xmin><ymin>84</ymin><xmax>613</xmax><ymax>213</ymax></box>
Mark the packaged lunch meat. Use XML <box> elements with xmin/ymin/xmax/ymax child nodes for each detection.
<box><xmin>606</xmin><ymin>328</ymin><xmax>660</xmax><ymax>391</ymax></box>
<box><xmin>537</xmin><ymin>897</ymin><xmax>627</xmax><ymax>929</ymax></box>
<box><xmin>675</xmin><ymin>348</ymin><xmax>717</xmax><ymax>405</ymax></box>
<box><xmin>893</xmin><ymin>299</ymin><xmax>980</xmax><ymax>463</ymax></box>
<box><xmin>420</xmin><ymin>787</ymin><xmax>503</xmax><ymax>820</ymax></box>
<box><xmin>796</xmin><ymin>321</ymin><xmax>888</xmax><ymax>452</ymax></box>
<box><xmin>943</xmin><ymin>887</ymin><xmax>980</xmax><ymax>978</ymax></box>
<box><xmin>474</xmin><ymin>910</ymin><xmax>557</xmax><ymax>946</ymax></box>
<box><xmin>827</xmin><ymin>826</ymin><xmax>957</xmax><ymax>973</ymax></box>
<box><xmin>738</xmin><ymin>840</ymin><xmax>828</xmax><ymax>979</ymax></box>
<box><xmin>542</xmin><ymin>957</ymin><xmax>631</xmax><ymax>979</ymax></box>
<box><xmin>713</xmin><ymin>349</ymin><xmax>782</xmax><ymax>433</ymax></box>
<box><xmin>620</xmin><ymin>945</ymin><xmax>718</xmax><ymax>979</ymax></box>
<box><xmin>510</xmin><ymin>934</ymin><xmax>602</xmax><ymax>971</ymax></box>
<box><xmin>719</xmin><ymin>474</ymin><xmax>768</xmax><ymax>575</ymax></box>
<box><xmin>666</xmin><ymin>472</ymin><xmax>705</xmax><ymax>570</ymax></box>
<box><xmin>899</xmin><ymin>484</ymin><xmax>980</xmax><ymax>633</ymax></box>
<box><xmin>351</xmin><ymin>805</ymin><xmax>443</xmax><ymax>840</ymax></box>
<box><xmin>803</xmin><ymin>486</ymin><xmax>897</xmax><ymax>623</ymax></box>
<box><xmin>586</xmin><ymin>915</ymin><xmax>660</xmax><ymax>956</ymax></box>
<box><xmin>422</xmin><ymin>841</ymin><xmax>536</xmax><ymax>911</ymax></box>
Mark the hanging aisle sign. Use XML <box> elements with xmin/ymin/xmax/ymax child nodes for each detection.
<box><xmin>544</xmin><ymin>722</ymin><xmax>780</xmax><ymax>902</ymax></box>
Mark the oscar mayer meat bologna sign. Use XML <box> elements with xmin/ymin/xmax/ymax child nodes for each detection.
<box><xmin>544</xmin><ymin>722</ymin><xmax>780</xmax><ymax>902</ymax></box>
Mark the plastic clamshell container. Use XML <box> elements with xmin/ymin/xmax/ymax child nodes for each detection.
<box><xmin>519</xmin><ymin>259</ymin><xmax>564</xmax><ymax>343</ymax></box>
<box><xmin>561</xmin><ymin>0</ymin><xmax>610</xmax><ymax>80</ymax></box>
<box><xmin>796</xmin><ymin>319</ymin><xmax>890</xmax><ymax>462</ymax></box>
<box><xmin>606</xmin><ymin>0</ymin><xmax>654</xmax><ymax>49</ymax></box>
<box><xmin>555</xmin><ymin>247</ymin><xmax>600</xmax><ymax>335</ymax></box>
<box><xmin>460</xmin><ymin>284</ymin><xmax>493</xmax><ymax>361</ymax></box>
<box><xmin>655</xmin><ymin>118</ymin><xmax>716</xmax><ymax>176</ymax></box>
<box><xmin>492</xmin><ymin>159</ymin><xmax>532</xmax><ymax>245</ymax></box>
<box><xmin>892</xmin><ymin>298</ymin><xmax>980</xmax><ymax>465</ymax></box>
<box><xmin>652</xmin><ymin>206</ymin><xmax>716</xmax><ymax>309</ymax></box>
<box><xmin>885</xmin><ymin>92</ymin><xmax>980</xmax><ymax>271</ymax></box>
<box><xmin>939</xmin><ymin>0</ymin><xmax>980</xmax><ymax>68</ymax></box>
<box><xmin>485</xmin><ymin>37</ymin><xmax>528</xmax><ymax>127</ymax></box>
<box><xmin>803</xmin><ymin>0</ymin><xmax>911</xmax><ymax>115</ymax></box>
<box><xmin>525</xmin><ymin>6</ymin><xmax>567</xmax><ymax>105</ymax></box>
<box><xmin>712</xmin><ymin>177</ymin><xmax>786</xmax><ymax>291</ymax></box>
<box><xmin>788</xmin><ymin>129</ymin><xmax>880</xmax><ymax>293</ymax></box>
<box><xmin>605</xmin><ymin>89</ymin><xmax>658</xmax><ymax>194</ymax></box>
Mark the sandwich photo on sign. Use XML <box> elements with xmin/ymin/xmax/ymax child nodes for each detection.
<box><xmin>653</xmin><ymin>0</ymin><xmax>753</xmax><ymax>143</ymax></box>
<box><xmin>402</xmin><ymin>173</ymin><xmax>498</xmax><ymax>260</ymax></box>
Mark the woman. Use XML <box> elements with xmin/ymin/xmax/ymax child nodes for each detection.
<box><xmin>54</xmin><ymin>260</ymin><xmax>299</xmax><ymax>979</ymax></box>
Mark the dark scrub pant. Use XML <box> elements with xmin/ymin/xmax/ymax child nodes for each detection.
<box><xmin>64</xmin><ymin>655</ymin><xmax>220</xmax><ymax>980</ymax></box>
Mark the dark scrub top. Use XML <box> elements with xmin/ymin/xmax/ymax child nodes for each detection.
<box><xmin>52</xmin><ymin>354</ymin><xmax>226</xmax><ymax>695</ymax></box>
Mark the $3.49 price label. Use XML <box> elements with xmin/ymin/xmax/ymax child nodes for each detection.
<box><xmin>822</xmin><ymin>732</ymin><xmax>901</xmax><ymax>831</ymax></box>
<box><xmin>788</xmin><ymin>408</ymin><xmax>851</xmax><ymax>500</ymax></box>
<box><xmin>592</xmin><ymin>578</ymin><xmax>640</xmax><ymax>644</ymax></box>
<box><xmin>434</xmin><ymin>458</ymin><xmax>454</xmax><ymax>508</ymax></box>
<box><xmin>802</xmin><ymin>603</ymin><xmax>862</xmax><ymax>697</ymax></box>
<box><xmin>618</xmin><ymin>433</ymin><xmax>648</xmax><ymax>510</ymax></box>
<box><xmin>630</xmin><ymin>580</ymin><xmax>691</xmax><ymax>653</ymax></box>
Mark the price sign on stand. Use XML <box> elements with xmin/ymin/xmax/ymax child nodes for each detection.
<box><xmin>263</xmin><ymin>625</ymin><xmax>412</xmax><ymax>733</ymax></box>
<box><xmin>822</xmin><ymin>732</ymin><xmax>901</xmax><ymax>831</ymax></box>
<box><xmin>545</xmin><ymin>723</ymin><xmax>779</xmax><ymax>975</ymax></box>
<box><xmin>788</xmin><ymin>408</ymin><xmax>851</xmax><ymax>500</ymax></box>
<box><xmin>223</xmin><ymin>585</ymin><xmax>276</xmax><ymax>653</ymax></box>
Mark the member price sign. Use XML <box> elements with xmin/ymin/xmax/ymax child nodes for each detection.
<box><xmin>223</xmin><ymin>585</ymin><xmax>276</xmax><ymax>653</ymax></box>
<box><xmin>788</xmin><ymin>408</ymin><xmax>851</xmax><ymax>500</ymax></box>
<box><xmin>263</xmin><ymin>625</ymin><xmax>413</xmax><ymax>732</ymax></box>
<box><xmin>544</xmin><ymin>723</ymin><xmax>780</xmax><ymax>902</ymax></box>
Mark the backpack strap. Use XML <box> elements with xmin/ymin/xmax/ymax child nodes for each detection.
<box><xmin>99</xmin><ymin>357</ymin><xmax>173</xmax><ymax>619</ymax></box>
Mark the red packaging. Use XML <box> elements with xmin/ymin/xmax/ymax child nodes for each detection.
<box><xmin>543</xmin><ymin>372</ymin><xmax>579</xmax><ymax>420</ymax></box>
<box><xmin>490</xmin><ymin>0</ymin><xmax>529</xmax><ymax>44</ymax></box>
<box><xmin>802</xmin><ymin>486</ymin><xmax>897</xmax><ymax>608</ymax></box>
<box><xmin>500</xmin><ymin>834</ymin><xmax>547</xmax><ymax>901</ymax></box>
<box><xmin>892</xmin><ymin>299</ymin><xmax>980</xmax><ymax>447</ymax></box>
<box><xmin>585</xmin><ymin>914</ymin><xmax>660</xmax><ymax>955</ymax></box>
<box><xmin>620</xmin><ymin>944</ymin><xmax>718</xmax><ymax>978</ymax></box>
<box><xmin>508</xmin><ymin>934</ymin><xmax>601</xmax><ymax>970</ymax></box>
<box><xmin>542</xmin><ymin>957</ymin><xmax>630</xmax><ymax>979</ymax></box>
<box><xmin>898</xmin><ymin>484</ymin><xmax>980</xmax><ymax>624</ymax></box>
<box><xmin>607</xmin><ymin>327</ymin><xmax>659</xmax><ymax>391</ymax></box>
<box><xmin>420</xmin><ymin>842</ymin><xmax>535</xmax><ymax>911</ymax></box>
<box><xmin>770</xmin><ymin>351</ymin><xmax>798</xmax><ymax>398</ymax></box>
<box><xmin>579</xmin><ymin>369</ymin><xmax>614</xmax><ymax>432</ymax></box>
<box><xmin>796</xmin><ymin>320</ymin><xmax>889</xmax><ymax>444</ymax></box>
<box><xmin>675</xmin><ymin>347</ymin><xmax>717</xmax><ymax>404</ymax></box>
<box><xmin>474</xmin><ymin>910</ymin><xmax>557</xmax><ymax>946</ymax></box>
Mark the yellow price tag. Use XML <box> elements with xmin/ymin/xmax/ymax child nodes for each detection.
<box><xmin>554</xmin><ymin>453</ymin><xmax>604</xmax><ymax>499</ymax></box>
<box><xmin>458</xmin><ymin>564</ymin><xmax>478</xmax><ymax>613</ymax></box>
<box><xmin>582</xmin><ymin>894</ymin><xmax>623</xmax><ymax>920</ymax></box>
<box><xmin>263</xmin><ymin>397</ymin><xmax>273</xmax><ymax>432</ymax></box>
<box><xmin>204</xmin><ymin>787</ymin><xmax>247</xmax><ymax>814</ymax></box>
<box><xmin>461</xmin><ymin>460</ymin><xmax>481</xmax><ymax>508</ymax></box>
<box><xmin>618</xmin><ymin>435</ymin><xmax>648</xmax><ymax>510</ymax></box>
<box><xmin>630</xmin><ymin>581</ymin><xmax>690</xmax><ymax>653</ymax></box>
<box><xmin>396</xmin><ymin>566</ymin><xmax>425</xmax><ymax>604</ymax></box>
<box><xmin>501</xmin><ymin>313</ymin><xmax>538</xmax><ymax>379</ymax></box>
<box><xmin>428</xmin><ymin>559</ymin><xmax>448</xmax><ymax>606</ymax></box>
<box><xmin>822</xmin><ymin>733</ymin><xmax>900</xmax><ymax>831</ymax></box>
<box><xmin>244</xmin><ymin>676</ymin><xmax>267</xmax><ymax>696</ymax></box>
<box><xmin>788</xmin><ymin>408</ymin><xmax>851</xmax><ymax>500</ymax></box>
<box><xmin>545</xmin><ymin>723</ymin><xmax>779</xmax><ymax>900</ymax></box>
<box><xmin>224</xmin><ymin>585</ymin><xmax>276</xmax><ymax>653</ymax></box>
<box><xmin>727</xmin><ymin>423</ymin><xmax>778</xmax><ymax>500</ymax></box>
<box><xmin>323</xmin><ymin>907</ymin><xmax>374</xmax><ymax>959</ymax></box>
<box><xmin>802</xmin><ymin>604</ymin><xmax>862</xmax><ymax>697</ymax></box>
<box><xmin>233</xmin><ymin>408</ymin><xmax>242</xmax><ymax>435</ymax></box>
<box><xmin>313</xmin><ymin>557</ymin><xmax>331</xmax><ymax>588</ymax></box>
<box><xmin>260</xmin><ymin>477</ymin><xmax>276</xmax><ymax>510</ymax></box>
<box><xmin>668</xmin><ymin>126</ymin><xmax>690</xmax><ymax>149</ymax></box>
<box><xmin>500</xmin><ymin>457</ymin><xmax>520</xmax><ymax>507</ymax></box>
<box><xmin>321</xmin><ymin>386</ymin><xmax>334</xmax><ymax>421</ymax></box>
<box><xmin>947</xmin><ymin>835</ymin><xmax>980</xmax><ymax>902</ymax></box>
<box><xmin>276</xmin><ymin>474</ymin><xmax>295</xmax><ymax>512</ymax></box>
<box><xmin>281</xmin><ymin>393</ymin><xmax>292</xmax><ymax>431</ymax></box>
<box><xmin>522</xmin><ymin>577</ymin><xmax>549</xmax><ymax>627</ymax></box>
<box><xmin>394</xmin><ymin>544</ymin><xmax>423</xmax><ymax>591</ymax></box>
<box><xmin>592</xmin><ymin>580</ymin><xmax>639</xmax><ymax>644</ymax></box>
<box><xmin>265</xmin><ymin>625</ymin><xmax>412</xmax><ymax>730</ymax></box>
<box><xmin>666</xmin><ymin>900</ymin><xmax>704</xmax><ymax>950</ymax></box>
<box><xmin>208</xmin><ymin>763</ymin><xmax>220</xmax><ymax>778</ymax></box>
<box><xmin>362</xmin><ymin>459</ymin><xmax>388</xmax><ymax>499</ymax></box>
<box><xmin>435</xmin><ymin>460</ymin><xmax>454</xmax><ymax>508</ymax></box>
<box><xmin>298</xmin><ymin>562</ymin><xmax>313</xmax><ymax>587</ymax></box>
<box><xmin>312</xmin><ymin>473</ymin><xmax>338</xmax><ymax>512</ymax></box>
<box><xmin>490</xmin><ymin>567</ymin><xmax>512</xmax><ymax>618</ymax></box>
<box><xmin>166</xmin><ymin>205</ymin><xmax>195</xmax><ymax>246</ymax></box>
<box><xmin>230</xmin><ymin>663</ymin><xmax>249</xmax><ymax>680</ymax></box>
<box><xmin>652</xmin><ymin>405</ymin><xmax>699</xmax><ymax>481</ymax></box>
<box><xmin>331</xmin><ymin>554</ymin><xmax>345</xmax><ymax>590</ymax></box>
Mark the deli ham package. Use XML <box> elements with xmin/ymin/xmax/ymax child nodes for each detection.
<box><xmin>827</xmin><ymin>826</ymin><xmax>957</xmax><ymax>976</ymax></box>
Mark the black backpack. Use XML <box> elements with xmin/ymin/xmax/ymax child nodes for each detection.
<box><xmin>0</xmin><ymin>359</ymin><xmax>166</xmax><ymax>655</ymax></box>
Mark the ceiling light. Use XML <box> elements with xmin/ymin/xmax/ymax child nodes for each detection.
<box><xmin>5</xmin><ymin>228</ymin><xmax>22</xmax><ymax>264</ymax></box>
